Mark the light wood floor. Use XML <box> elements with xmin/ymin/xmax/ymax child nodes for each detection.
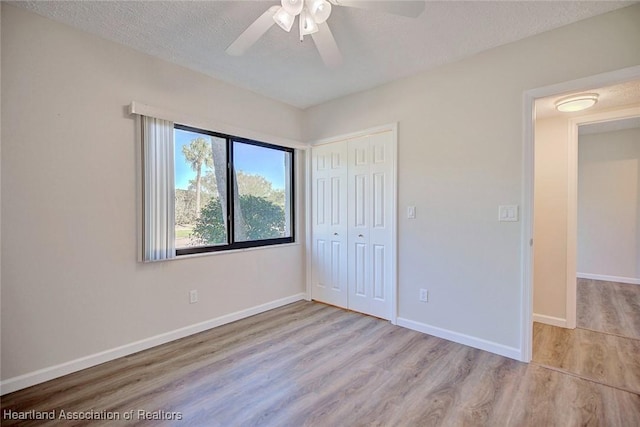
<box><xmin>577</xmin><ymin>278</ymin><xmax>640</xmax><ymax>339</ymax></box>
<box><xmin>532</xmin><ymin>278</ymin><xmax>640</xmax><ymax>399</ymax></box>
<box><xmin>533</xmin><ymin>322</ymin><xmax>640</xmax><ymax>394</ymax></box>
<box><xmin>3</xmin><ymin>302</ymin><xmax>640</xmax><ymax>426</ymax></box>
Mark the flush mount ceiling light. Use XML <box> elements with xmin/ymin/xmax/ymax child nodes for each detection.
<box><xmin>555</xmin><ymin>93</ymin><xmax>599</xmax><ymax>113</ymax></box>
<box><xmin>226</xmin><ymin>0</ymin><xmax>426</xmax><ymax>68</ymax></box>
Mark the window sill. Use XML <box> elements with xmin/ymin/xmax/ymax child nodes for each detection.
<box><xmin>143</xmin><ymin>242</ymin><xmax>302</xmax><ymax>263</ymax></box>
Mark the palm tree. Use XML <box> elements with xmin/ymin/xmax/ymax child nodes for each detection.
<box><xmin>182</xmin><ymin>137</ymin><xmax>213</xmax><ymax>218</ymax></box>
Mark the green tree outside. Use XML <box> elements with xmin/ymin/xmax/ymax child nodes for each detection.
<box><xmin>181</xmin><ymin>137</ymin><xmax>213</xmax><ymax>218</ymax></box>
<box><xmin>191</xmin><ymin>195</ymin><xmax>285</xmax><ymax>245</ymax></box>
<box><xmin>176</xmin><ymin>136</ymin><xmax>287</xmax><ymax>247</ymax></box>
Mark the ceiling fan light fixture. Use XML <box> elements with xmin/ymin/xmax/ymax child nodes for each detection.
<box><xmin>230</xmin><ymin>0</ymin><xmax>421</xmax><ymax>68</ymax></box>
<box><xmin>273</xmin><ymin>7</ymin><xmax>296</xmax><ymax>32</ymax></box>
<box><xmin>299</xmin><ymin>8</ymin><xmax>319</xmax><ymax>37</ymax></box>
<box><xmin>281</xmin><ymin>0</ymin><xmax>304</xmax><ymax>16</ymax></box>
<box><xmin>555</xmin><ymin>93</ymin><xmax>599</xmax><ymax>113</ymax></box>
<box><xmin>309</xmin><ymin>0</ymin><xmax>332</xmax><ymax>23</ymax></box>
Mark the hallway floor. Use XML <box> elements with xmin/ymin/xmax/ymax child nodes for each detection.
<box><xmin>533</xmin><ymin>279</ymin><xmax>640</xmax><ymax>395</ymax></box>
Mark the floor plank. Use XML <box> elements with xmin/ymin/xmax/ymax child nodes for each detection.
<box><xmin>532</xmin><ymin>322</ymin><xmax>640</xmax><ymax>394</ymax></box>
<box><xmin>3</xmin><ymin>301</ymin><xmax>640</xmax><ymax>426</ymax></box>
<box><xmin>577</xmin><ymin>278</ymin><xmax>640</xmax><ymax>339</ymax></box>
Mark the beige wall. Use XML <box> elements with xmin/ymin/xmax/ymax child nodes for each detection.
<box><xmin>1</xmin><ymin>5</ymin><xmax>305</xmax><ymax>382</ymax></box>
<box><xmin>578</xmin><ymin>127</ymin><xmax>640</xmax><ymax>279</ymax></box>
<box><xmin>304</xmin><ymin>5</ymin><xmax>640</xmax><ymax>347</ymax></box>
<box><xmin>533</xmin><ymin>117</ymin><xmax>569</xmax><ymax>320</ymax></box>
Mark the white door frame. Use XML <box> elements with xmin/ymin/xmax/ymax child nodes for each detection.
<box><xmin>521</xmin><ymin>65</ymin><xmax>640</xmax><ymax>362</ymax></box>
<box><xmin>305</xmin><ymin>123</ymin><xmax>399</xmax><ymax>323</ymax></box>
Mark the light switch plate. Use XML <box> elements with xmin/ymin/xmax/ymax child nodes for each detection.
<box><xmin>407</xmin><ymin>206</ymin><xmax>416</xmax><ymax>219</ymax></box>
<box><xmin>498</xmin><ymin>205</ymin><xmax>519</xmax><ymax>222</ymax></box>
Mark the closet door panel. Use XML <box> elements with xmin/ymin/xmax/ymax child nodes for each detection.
<box><xmin>347</xmin><ymin>136</ymin><xmax>372</xmax><ymax>315</ymax></box>
<box><xmin>311</xmin><ymin>142</ymin><xmax>348</xmax><ymax>308</ymax></box>
<box><xmin>369</xmin><ymin>132</ymin><xmax>394</xmax><ymax>316</ymax></box>
<box><xmin>348</xmin><ymin>132</ymin><xmax>394</xmax><ymax>319</ymax></box>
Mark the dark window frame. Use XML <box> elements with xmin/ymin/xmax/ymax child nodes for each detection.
<box><xmin>175</xmin><ymin>124</ymin><xmax>295</xmax><ymax>256</ymax></box>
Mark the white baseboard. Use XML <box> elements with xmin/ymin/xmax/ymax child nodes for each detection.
<box><xmin>0</xmin><ymin>293</ymin><xmax>307</xmax><ymax>396</ymax></box>
<box><xmin>396</xmin><ymin>318</ymin><xmax>521</xmax><ymax>361</ymax></box>
<box><xmin>577</xmin><ymin>273</ymin><xmax>640</xmax><ymax>285</ymax></box>
<box><xmin>532</xmin><ymin>313</ymin><xmax>568</xmax><ymax>328</ymax></box>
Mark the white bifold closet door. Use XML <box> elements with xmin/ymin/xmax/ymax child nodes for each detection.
<box><xmin>311</xmin><ymin>141</ymin><xmax>349</xmax><ymax>308</ymax></box>
<box><xmin>311</xmin><ymin>130</ymin><xmax>395</xmax><ymax>320</ymax></box>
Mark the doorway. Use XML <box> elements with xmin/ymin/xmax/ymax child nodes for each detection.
<box><xmin>532</xmin><ymin>112</ymin><xmax>640</xmax><ymax>393</ymax></box>
<box><xmin>532</xmin><ymin>99</ymin><xmax>640</xmax><ymax>330</ymax></box>
<box><xmin>575</xmin><ymin>117</ymin><xmax>640</xmax><ymax>341</ymax></box>
<box><xmin>566</xmin><ymin>107</ymin><xmax>640</xmax><ymax>333</ymax></box>
<box><xmin>521</xmin><ymin>65</ymin><xmax>640</xmax><ymax>362</ymax></box>
<box><xmin>525</xmin><ymin>73</ymin><xmax>640</xmax><ymax>393</ymax></box>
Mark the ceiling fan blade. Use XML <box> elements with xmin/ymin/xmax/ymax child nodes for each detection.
<box><xmin>331</xmin><ymin>0</ymin><xmax>425</xmax><ymax>18</ymax></box>
<box><xmin>311</xmin><ymin>22</ymin><xmax>343</xmax><ymax>68</ymax></box>
<box><xmin>226</xmin><ymin>6</ymin><xmax>279</xmax><ymax>56</ymax></box>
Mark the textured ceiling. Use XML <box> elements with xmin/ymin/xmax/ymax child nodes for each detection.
<box><xmin>535</xmin><ymin>80</ymin><xmax>640</xmax><ymax>119</ymax></box>
<box><xmin>11</xmin><ymin>0</ymin><xmax>638</xmax><ymax>108</ymax></box>
<box><xmin>579</xmin><ymin>116</ymin><xmax>640</xmax><ymax>135</ymax></box>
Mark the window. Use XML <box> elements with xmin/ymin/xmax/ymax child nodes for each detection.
<box><xmin>173</xmin><ymin>124</ymin><xmax>294</xmax><ymax>256</ymax></box>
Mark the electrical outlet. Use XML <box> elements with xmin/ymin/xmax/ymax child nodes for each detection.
<box><xmin>189</xmin><ymin>290</ymin><xmax>198</xmax><ymax>304</ymax></box>
<box><xmin>419</xmin><ymin>288</ymin><xmax>428</xmax><ymax>303</ymax></box>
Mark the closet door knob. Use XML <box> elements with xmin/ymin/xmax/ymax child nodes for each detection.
<box><xmin>358</xmin><ymin>234</ymin><xmax>364</xmax><ymax>238</ymax></box>
<box><xmin>333</xmin><ymin>232</ymin><xmax>339</xmax><ymax>236</ymax></box>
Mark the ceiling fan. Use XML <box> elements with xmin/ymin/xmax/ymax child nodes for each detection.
<box><xmin>226</xmin><ymin>0</ymin><xmax>426</xmax><ymax>68</ymax></box>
